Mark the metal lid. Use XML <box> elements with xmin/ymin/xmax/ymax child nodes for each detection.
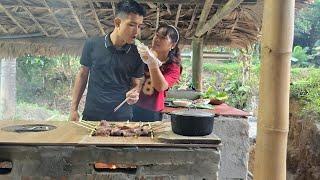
<box><xmin>171</xmin><ymin>109</ymin><xmax>214</xmax><ymax>117</ymax></box>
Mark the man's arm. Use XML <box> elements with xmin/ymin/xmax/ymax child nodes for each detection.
<box><xmin>69</xmin><ymin>66</ymin><xmax>89</xmax><ymax>121</ymax></box>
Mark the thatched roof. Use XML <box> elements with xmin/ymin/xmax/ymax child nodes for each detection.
<box><xmin>0</xmin><ymin>0</ymin><xmax>310</xmax><ymax>57</ymax></box>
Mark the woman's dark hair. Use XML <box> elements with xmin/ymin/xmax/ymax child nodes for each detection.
<box><xmin>156</xmin><ymin>25</ymin><xmax>182</xmax><ymax>69</ymax></box>
<box><xmin>116</xmin><ymin>0</ymin><xmax>146</xmax><ymax>17</ymax></box>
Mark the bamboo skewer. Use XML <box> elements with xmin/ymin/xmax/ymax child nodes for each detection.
<box><xmin>72</xmin><ymin>121</ymin><xmax>95</xmax><ymax>131</ymax></box>
<box><xmin>148</xmin><ymin>123</ymin><xmax>154</xmax><ymax>139</ymax></box>
<box><xmin>151</xmin><ymin>125</ymin><xmax>168</xmax><ymax>132</ymax></box>
<box><xmin>81</xmin><ymin>120</ymin><xmax>97</xmax><ymax>126</ymax></box>
<box><xmin>79</xmin><ymin>120</ymin><xmax>96</xmax><ymax>128</ymax></box>
<box><xmin>114</xmin><ymin>97</ymin><xmax>129</xmax><ymax>112</ymax></box>
<box><xmin>79</xmin><ymin>120</ymin><xmax>98</xmax><ymax>136</ymax></box>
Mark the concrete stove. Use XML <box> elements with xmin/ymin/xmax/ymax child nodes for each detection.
<box><xmin>0</xmin><ymin>120</ymin><xmax>221</xmax><ymax>179</ymax></box>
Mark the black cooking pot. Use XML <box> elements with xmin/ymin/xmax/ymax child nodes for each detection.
<box><xmin>170</xmin><ymin>109</ymin><xmax>215</xmax><ymax>136</ymax></box>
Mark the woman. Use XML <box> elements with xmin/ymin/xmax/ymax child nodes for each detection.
<box><xmin>133</xmin><ymin>24</ymin><xmax>182</xmax><ymax>121</ymax></box>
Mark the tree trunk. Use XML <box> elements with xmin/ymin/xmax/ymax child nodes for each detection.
<box><xmin>0</xmin><ymin>58</ymin><xmax>17</xmax><ymax>120</ymax></box>
<box><xmin>191</xmin><ymin>37</ymin><xmax>204</xmax><ymax>91</ymax></box>
<box><xmin>254</xmin><ymin>0</ymin><xmax>295</xmax><ymax>179</ymax></box>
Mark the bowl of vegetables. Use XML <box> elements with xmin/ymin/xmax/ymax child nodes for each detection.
<box><xmin>202</xmin><ymin>87</ymin><xmax>228</xmax><ymax>105</ymax></box>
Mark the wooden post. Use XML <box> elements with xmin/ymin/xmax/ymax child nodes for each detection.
<box><xmin>0</xmin><ymin>58</ymin><xmax>16</xmax><ymax>120</ymax></box>
<box><xmin>191</xmin><ymin>37</ymin><xmax>204</xmax><ymax>91</ymax></box>
<box><xmin>254</xmin><ymin>0</ymin><xmax>295</xmax><ymax>179</ymax></box>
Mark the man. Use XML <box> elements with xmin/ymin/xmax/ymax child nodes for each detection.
<box><xmin>69</xmin><ymin>0</ymin><xmax>146</xmax><ymax>121</ymax></box>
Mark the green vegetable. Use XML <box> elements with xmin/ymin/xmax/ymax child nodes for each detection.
<box><xmin>201</xmin><ymin>87</ymin><xmax>228</xmax><ymax>101</ymax></box>
<box><xmin>135</xmin><ymin>39</ymin><xmax>146</xmax><ymax>47</ymax></box>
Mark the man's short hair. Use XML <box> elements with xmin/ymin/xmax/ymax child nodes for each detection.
<box><xmin>116</xmin><ymin>0</ymin><xmax>146</xmax><ymax>18</ymax></box>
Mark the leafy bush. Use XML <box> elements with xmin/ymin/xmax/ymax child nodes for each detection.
<box><xmin>291</xmin><ymin>46</ymin><xmax>311</xmax><ymax>67</ymax></box>
<box><xmin>290</xmin><ymin>68</ymin><xmax>320</xmax><ymax>119</ymax></box>
<box><xmin>17</xmin><ymin>55</ymin><xmax>80</xmax><ymax>114</ymax></box>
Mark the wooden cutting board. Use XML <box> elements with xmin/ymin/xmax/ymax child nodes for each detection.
<box><xmin>156</xmin><ymin>130</ymin><xmax>221</xmax><ymax>144</ymax></box>
<box><xmin>0</xmin><ymin>120</ymin><xmax>90</xmax><ymax>145</ymax></box>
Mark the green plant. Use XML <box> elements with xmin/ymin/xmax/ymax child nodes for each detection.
<box><xmin>16</xmin><ymin>54</ymin><xmax>80</xmax><ymax>114</ymax></box>
<box><xmin>294</xmin><ymin>0</ymin><xmax>320</xmax><ymax>48</ymax></box>
<box><xmin>201</xmin><ymin>87</ymin><xmax>228</xmax><ymax>101</ymax></box>
<box><xmin>224</xmin><ymin>80</ymin><xmax>251</xmax><ymax>109</ymax></box>
<box><xmin>290</xmin><ymin>69</ymin><xmax>320</xmax><ymax>119</ymax></box>
<box><xmin>291</xmin><ymin>45</ymin><xmax>311</xmax><ymax>67</ymax></box>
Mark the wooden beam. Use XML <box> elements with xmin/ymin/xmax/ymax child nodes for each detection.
<box><xmin>0</xmin><ymin>33</ymin><xmax>44</xmax><ymax>40</ymax></box>
<box><xmin>175</xmin><ymin>4</ymin><xmax>182</xmax><ymax>27</ymax></box>
<box><xmin>191</xmin><ymin>37</ymin><xmax>204</xmax><ymax>91</ymax></box>
<box><xmin>88</xmin><ymin>0</ymin><xmax>105</xmax><ymax>35</ymax></box>
<box><xmin>18</xmin><ymin>0</ymin><xmax>49</xmax><ymax>36</ymax></box>
<box><xmin>74</xmin><ymin>0</ymin><xmax>257</xmax><ymax>5</ymax></box>
<box><xmin>195</xmin><ymin>0</ymin><xmax>214</xmax><ymax>35</ymax></box>
<box><xmin>146</xmin><ymin>2</ymin><xmax>157</xmax><ymax>9</ymax></box>
<box><xmin>42</xmin><ymin>0</ymin><xmax>69</xmax><ymax>38</ymax></box>
<box><xmin>164</xmin><ymin>4</ymin><xmax>172</xmax><ymax>15</ymax></box>
<box><xmin>66</xmin><ymin>0</ymin><xmax>88</xmax><ymax>38</ymax></box>
<box><xmin>229</xmin><ymin>12</ymin><xmax>240</xmax><ymax>35</ymax></box>
<box><xmin>0</xmin><ymin>3</ymin><xmax>28</xmax><ymax>34</ymax></box>
<box><xmin>187</xmin><ymin>4</ymin><xmax>199</xmax><ymax>30</ymax></box>
<box><xmin>111</xmin><ymin>2</ymin><xmax>116</xmax><ymax>17</ymax></box>
<box><xmin>195</xmin><ymin>0</ymin><xmax>244</xmax><ymax>37</ymax></box>
<box><xmin>0</xmin><ymin>24</ymin><xmax>8</xmax><ymax>34</ymax></box>
<box><xmin>156</xmin><ymin>3</ymin><xmax>160</xmax><ymax>30</ymax></box>
<box><xmin>0</xmin><ymin>37</ymin><xmax>84</xmax><ymax>45</ymax></box>
<box><xmin>2</xmin><ymin>0</ymin><xmax>256</xmax><ymax>9</ymax></box>
<box><xmin>0</xmin><ymin>36</ymin><xmax>231</xmax><ymax>47</ymax></box>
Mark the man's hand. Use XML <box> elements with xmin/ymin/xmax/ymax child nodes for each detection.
<box><xmin>126</xmin><ymin>89</ymin><xmax>140</xmax><ymax>105</ymax></box>
<box><xmin>69</xmin><ymin>110</ymin><xmax>80</xmax><ymax>121</ymax></box>
<box><xmin>137</xmin><ymin>46</ymin><xmax>162</xmax><ymax>69</ymax></box>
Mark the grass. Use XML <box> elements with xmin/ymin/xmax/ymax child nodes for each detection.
<box><xmin>14</xmin><ymin>101</ymin><xmax>68</xmax><ymax>121</ymax></box>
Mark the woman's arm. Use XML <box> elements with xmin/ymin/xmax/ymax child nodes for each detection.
<box><xmin>149</xmin><ymin>67</ymin><xmax>169</xmax><ymax>91</ymax></box>
<box><xmin>149</xmin><ymin>63</ymin><xmax>181</xmax><ymax>92</ymax></box>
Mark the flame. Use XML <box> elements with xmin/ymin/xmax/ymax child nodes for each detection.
<box><xmin>94</xmin><ymin>162</ymin><xmax>136</xmax><ymax>170</ymax></box>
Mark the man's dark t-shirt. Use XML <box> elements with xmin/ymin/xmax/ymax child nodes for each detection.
<box><xmin>80</xmin><ymin>34</ymin><xmax>144</xmax><ymax>121</ymax></box>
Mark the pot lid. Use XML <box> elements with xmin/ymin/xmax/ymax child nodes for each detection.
<box><xmin>171</xmin><ymin>109</ymin><xmax>214</xmax><ymax>117</ymax></box>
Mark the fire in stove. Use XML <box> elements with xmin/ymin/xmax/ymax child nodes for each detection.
<box><xmin>94</xmin><ymin>162</ymin><xmax>137</xmax><ymax>174</ymax></box>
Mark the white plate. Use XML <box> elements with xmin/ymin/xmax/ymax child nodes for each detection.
<box><xmin>172</xmin><ymin>100</ymin><xmax>192</xmax><ymax>107</ymax></box>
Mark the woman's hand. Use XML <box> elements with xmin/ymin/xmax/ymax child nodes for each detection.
<box><xmin>137</xmin><ymin>46</ymin><xmax>162</xmax><ymax>69</ymax></box>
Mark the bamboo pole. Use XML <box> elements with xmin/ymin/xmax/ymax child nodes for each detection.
<box><xmin>191</xmin><ymin>37</ymin><xmax>204</xmax><ymax>91</ymax></box>
<box><xmin>254</xmin><ymin>0</ymin><xmax>295</xmax><ymax>179</ymax></box>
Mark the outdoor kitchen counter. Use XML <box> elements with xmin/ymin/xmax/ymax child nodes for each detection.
<box><xmin>0</xmin><ymin>120</ymin><xmax>221</xmax><ymax>179</ymax></box>
<box><xmin>0</xmin><ymin>120</ymin><xmax>220</xmax><ymax>147</ymax></box>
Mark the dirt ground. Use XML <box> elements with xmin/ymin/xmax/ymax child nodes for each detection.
<box><xmin>248</xmin><ymin>99</ymin><xmax>320</xmax><ymax>180</ymax></box>
<box><xmin>248</xmin><ymin>144</ymin><xmax>255</xmax><ymax>173</ymax></box>
<box><xmin>287</xmin><ymin>100</ymin><xmax>320</xmax><ymax>180</ymax></box>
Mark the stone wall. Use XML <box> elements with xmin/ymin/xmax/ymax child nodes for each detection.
<box><xmin>213</xmin><ymin>116</ymin><xmax>250</xmax><ymax>180</ymax></box>
<box><xmin>162</xmin><ymin>114</ymin><xmax>250</xmax><ymax>180</ymax></box>
<box><xmin>0</xmin><ymin>146</ymin><xmax>220</xmax><ymax>180</ymax></box>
